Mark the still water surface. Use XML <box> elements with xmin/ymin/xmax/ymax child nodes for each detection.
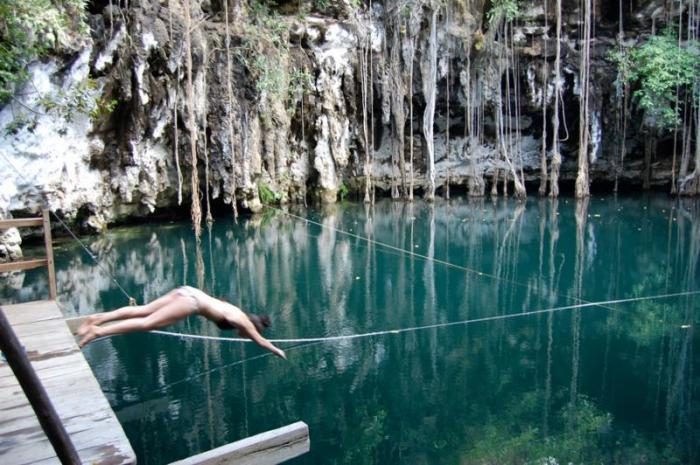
<box><xmin>5</xmin><ymin>196</ymin><xmax>700</xmax><ymax>464</ymax></box>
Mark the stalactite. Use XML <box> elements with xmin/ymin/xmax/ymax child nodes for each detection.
<box><xmin>202</xmin><ymin>42</ymin><xmax>213</xmax><ymax>225</ymax></box>
<box><xmin>207</xmin><ymin>221</ymin><xmax>216</xmax><ymax>289</ymax></box>
<box><xmin>491</xmin><ymin>9</ymin><xmax>525</xmax><ymax>199</ymax></box>
<box><xmin>539</xmin><ymin>0</ymin><xmax>549</xmax><ymax>196</ymax></box>
<box><xmin>180</xmin><ymin>237</ymin><xmax>188</xmax><ymax>284</ymax></box>
<box><xmin>682</xmin><ymin>102</ymin><xmax>700</xmax><ymax>194</ymax></box>
<box><xmin>678</xmin><ymin>0</ymin><xmax>699</xmax><ymax>194</ymax></box>
<box><xmin>548</xmin><ymin>0</ymin><xmax>562</xmax><ymax>198</ymax></box>
<box><xmin>445</xmin><ymin>2</ymin><xmax>451</xmax><ymax>200</ymax></box>
<box><xmin>224</xmin><ymin>0</ymin><xmax>238</xmax><ymax>220</ymax></box>
<box><xmin>422</xmin><ymin>6</ymin><xmax>438</xmax><ymax>201</ymax></box>
<box><xmin>682</xmin><ymin>0</ymin><xmax>699</xmax><ymax>194</ymax></box>
<box><xmin>369</xmin><ymin>0</ymin><xmax>375</xmax><ymax>205</ymax></box>
<box><xmin>360</xmin><ymin>6</ymin><xmax>372</xmax><ymax>204</ymax></box>
<box><xmin>185</xmin><ymin>0</ymin><xmax>201</xmax><ymax>240</ymax></box>
<box><xmin>670</xmin><ymin>0</ymin><xmax>684</xmax><ymax>194</ymax></box>
<box><xmin>614</xmin><ymin>0</ymin><xmax>629</xmax><ymax>194</ymax></box>
<box><xmin>169</xmin><ymin>1</ymin><xmax>183</xmax><ymax>205</ymax></box>
<box><xmin>408</xmin><ymin>21</ymin><xmax>416</xmax><ymax>201</ymax></box>
<box><xmin>575</xmin><ymin>0</ymin><xmax>592</xmax><ymax>198</ymax></box>
<box><xmin>389</xmin><ymin>13</ymin><xmax>404</xmax><ymax>199</ymax></box>
<box><xmin>512</xmin><ymin>23</ymin><xmax>525</xmax><ymax>196</ymax></box>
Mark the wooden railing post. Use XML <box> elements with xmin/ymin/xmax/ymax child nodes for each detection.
<box><xmin>0</xmin><ymin>211</ymin><xmax>57</xmax><ymax>301</ymax></box>
<box><xmin>0</xmin><ymin>306</ymin><xmax>82</xmax><ymax>464</ymax></box>
<box><xmin>42</xmin><ymin>209</ymin><xmax>57</xmax><ymax>300</ymax></box>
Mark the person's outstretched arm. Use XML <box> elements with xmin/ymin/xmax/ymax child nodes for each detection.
<box><xmin>236</xmin><ymin>320</ymin><xmax>287</xmax><ymax>359</ymax></box>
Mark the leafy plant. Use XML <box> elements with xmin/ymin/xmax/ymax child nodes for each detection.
<box><xmin>611</xmin><ymin>29</ymin><xmax>700</xmax><ymax>129</ymax></box>
<box><xmin>487</xmin><ymin>0</ymin><xmax>520</xmax><ymax>25</ymax></box>
<box><xmin>338</xmin><ymin>182</ymin><xmax>349</xmax><ymax>201</ymax></box>
<box><xmin>0</xmin><ymin>0</ymin><xmax>88</xmax><ymax>104</ymax></box>
<box><xmin>237</xmin><ymin>1</ymin><xmax>292</xmax><ymax>102</ymax></box>
<box><xmin>258</xmin><ymin>183</ymin><xmax>282</xmax><ymax>204</ymax></box>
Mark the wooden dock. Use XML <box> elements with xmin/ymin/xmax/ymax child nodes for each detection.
<box><xmin>0</xmin><ymin>300</ymin><xmax>136</xmax><ymax>465</ymax></box>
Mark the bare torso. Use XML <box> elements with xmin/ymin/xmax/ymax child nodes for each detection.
<box><xmin>180</xmin><ymin>286</ymin><xmax>247</xmax><ymax>326</ymax></box>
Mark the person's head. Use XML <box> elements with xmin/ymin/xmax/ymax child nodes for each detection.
<box><xmin>215</xmin><ymin>313</ymin><xmax>271</xmax><ymax>335</ymax></box>
<box><xmin>247</xmin><ymin>313</ymin><xmax>271</xmax><ymax>333</ymax></box>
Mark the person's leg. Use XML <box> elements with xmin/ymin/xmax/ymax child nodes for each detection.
<box><xmin>79</xmin><ymin>296</ymin><xmax>195</xmax><ymax>347</ymax></box>
<box><xmin>80</xmin><ymin>291</ymin><xmax>179</xmax><ymax>332</ymax></box>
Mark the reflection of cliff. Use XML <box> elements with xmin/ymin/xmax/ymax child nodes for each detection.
<box><xmin>7</xmin><ymin>197</ymin><xmax>698</xmax><ymax>464</ymax></box>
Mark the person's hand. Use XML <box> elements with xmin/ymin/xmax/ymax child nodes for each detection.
<box><xmin>276</xmin><ymin>348</ymin><xmax>287</xmax><ymax>360</ymax></box>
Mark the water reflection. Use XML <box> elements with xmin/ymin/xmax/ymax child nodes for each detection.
<box><xmin>2</xmin><ymin>196</ymin><xmax>699</xmax><ymax>464</ymax></box>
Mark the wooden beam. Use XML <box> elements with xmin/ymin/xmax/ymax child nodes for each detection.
<box><xmin>169</xmin><ymin>421</ymin><xmax>310</xmax><ymax>465</ymax></box>
<box><xmin>0</xmin><ymin>258</ymin><xmax>48</xmax><ymax>273</ymax></box>
<box><xmin>0</xmin><ymin>217</ymin><xmax>43</xmax><ymax>229</ymax></box>
<box><xmin>0</xmin><ymin>306</ymin><xmax>82</xmax><ymax>465</ymax></box>
<box><xmin>42</xmin><ymin>210</ymin><xmax>57</xmax><ymax>300</ymax></box>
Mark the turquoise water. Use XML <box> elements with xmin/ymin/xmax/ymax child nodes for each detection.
<box><xmin>4</xmin><ymin>196</ymin><xmax>699</xmax><ymax>464</ymax></box>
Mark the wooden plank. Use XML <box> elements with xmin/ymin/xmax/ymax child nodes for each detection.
<box><xmin>0</xmin><ymin>308</ymin><xmax>81</xmax><ymax>464</ymax></box>
<box><xmin>1</xmin><ymin>413</ymin><xmax>133</xmax><ymax>465</ymax></box>
<box><xmin>169</xmin><ymin>421</ymin><xmax>310</xmax><ymax>465</ymax></box>
<box><xmin>64</xmin><ymin>316</ymin><xmax>89</xmax><ymax>335</ymax></box>
<box><xmin>0</xmin><ymin>301</ymin><xmax>136</xmax><ymax>465</ymax></box>
<box><xmin>0</xmin><ymin>372</ymin><xmax>102</xmax><ymax>413</ymax></box>
<box><xmin>0</xmin><ymin>354</ymin><xmax>88</xmax><ymax>387</ymax></box>
<box><xmin>0</xmin><ymin>258</ymin><xmax>48</xmax><ymax>273</ymax></box>
<box><xmin>0</xmin><ymin>218</ymin><xmax>43</xmax><ymax>229</ymax></box>
<box><xmin>42</xmin><ymin>210</ymin><xmax>57</xmax><ymax>300</ymax></box>
<box><xmin>1</xmin><ymin>301</ymin><xmax>60</xmax><ymax>323</ymax></box>
<box><xmin>31</xmin><ymin>442</ymin><xmax>135</xmax><ymax>465</ymax></box>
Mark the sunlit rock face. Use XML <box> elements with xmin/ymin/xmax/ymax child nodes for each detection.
<box><xmin>0</xmin><ymin>0</ymin><xmax>694</xmax><ymax>240</ymax></box>
<box><xmin>0</xmin><ymin>52</ymin><xmax>105</xmax><ymax>224</ymax></box>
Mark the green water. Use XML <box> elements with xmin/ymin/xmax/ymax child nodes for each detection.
<box><xmin>4</xmin><ymin>196</ymin><xmax>699</xmax><ymax>464</ymax></box>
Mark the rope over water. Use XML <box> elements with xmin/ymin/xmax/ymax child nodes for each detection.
<box><xmin>3</xmin><ymin>151</ymin><xmax>696</xmax><ymax>349</ymax></box>
<box><xmin>151</xmin><ymin>290</ymin><xmax>700</xmax><ymax>344</ymax></box>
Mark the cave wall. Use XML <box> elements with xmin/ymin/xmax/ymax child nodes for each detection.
<box><xmin>0</xmin><ymin>0</ymin><xmax>696</xmax><ymax>232</ymax></box>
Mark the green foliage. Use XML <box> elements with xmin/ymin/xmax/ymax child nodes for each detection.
<box><xmin>289</xmin><ymin>68</ymin><xmax>313</xmax><ymax>97</ymax></box>
<box><xmin>343</xmin><ymin>409</ymin><xmax>386</xmax><ymax>464</ymax></box>
<box><xmin>462</xmin><ymin>393</ymin><xmax>667</xmax><ymax>465</ymax></box>
<box><xmin>237</xmin><ymin>1</ymin><xmax>292</xmax><ymax>102</ymax></box>
<box><xmin>338</xmin><ymin>182</ymin><xmax>349</xmax><ymax>201</ymax></box>
<box><xmin>611</xmin><ymin>29</ymin><xmax>700</xmax><ymax>129</ymax></box>
<box><xmin>251</xmin><ymin>54</ymin><xmax>288</xmax><ymax>97</ymax></box>
<box><xmin>258</xmin><ymin>183</ymin><xmax>282</xmax><ymax>204</ymax></box>
<box><xmin>5</xmin><ymin>78</ymin><xmax>118</xmax><ymax>135</ymax></box>
<box><xmin>487</xmin><ymin>0</ymin><xmax>520</xmax><ymax>25</ymax></box>
<box><xmin>0</xmin><ymin>0</ymin><xmax>87</xmax><ymax>104</ymax></box>
<box><xmin>287</xmin><ymin>67</ymin><xmax>313</xmax><ymax>115</ymax></box>
<box><xmin>39</xmin><ymin>79</ymin><xmax>95</xmax><ymax>123</ymax></box>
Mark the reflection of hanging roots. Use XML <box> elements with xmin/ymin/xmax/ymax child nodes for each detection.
<box><xmin>151</xmin><ymin>290</ymin><xmax>700</xmax><ymax>344</ymax></box>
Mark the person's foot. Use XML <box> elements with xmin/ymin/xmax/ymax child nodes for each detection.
<box><xmin>78</xmin><ymin>325</ymin><xmax>101</xmax><ymax>348</ymax></box>
<box><xmin>77</xmin><ymin>315</ymin><xmax>100</xmax><ymax>336</ymax></box>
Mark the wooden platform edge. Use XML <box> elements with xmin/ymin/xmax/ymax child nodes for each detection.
<box><xmin>169</xmin><ymin>421</ymin><xmax>310</xmax><ymax>465</ymax></box>
<box><xmin>64</xmin><ymin>316</ymin><xmax>88</xmax><ymax>336</ymax></box>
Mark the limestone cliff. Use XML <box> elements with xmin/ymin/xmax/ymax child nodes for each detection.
<box><xmin>1</xmin><ymin>0</ymin><xmax>698</xmax><ymax>234</ymax></box>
